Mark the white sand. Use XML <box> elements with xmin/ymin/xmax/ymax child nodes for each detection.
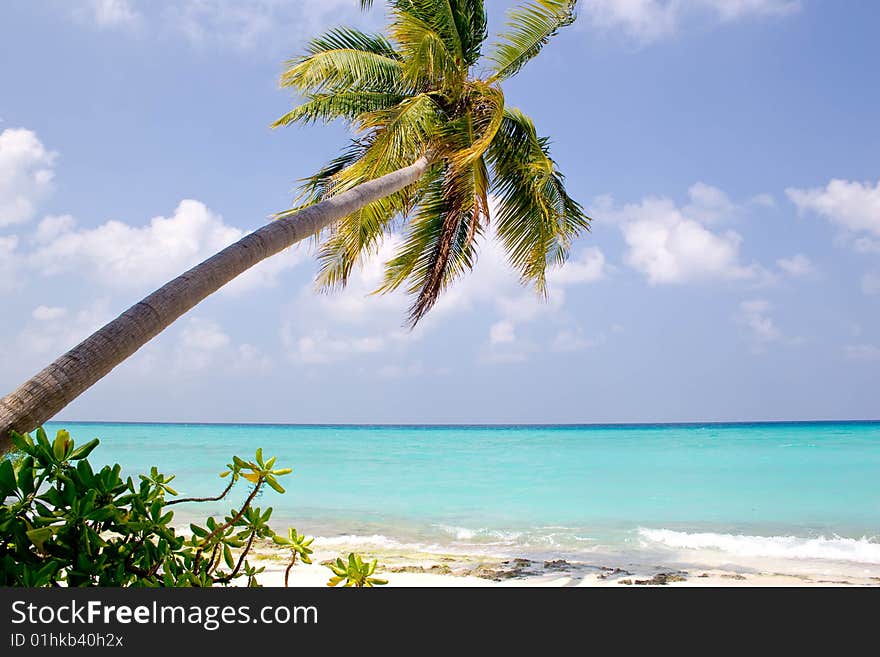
<box><xmin>248</xmin><ymin>543</ymin><xmax>880</xmax><ymax>588</ymax></box>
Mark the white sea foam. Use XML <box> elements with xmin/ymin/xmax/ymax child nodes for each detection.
<box><xmin>312</xmin><ymin>534</ymin><xmax>409</xmax><ymax>549</ymax></box>
<box><xmin>435</xmin><ymin>525</ymin><xmax>523</xmax><ymax>543</ymax></box>
<box><xmin>638</xmin><ymin>528</ymin><xmax>880</xmax><ymax>564</ymax></box>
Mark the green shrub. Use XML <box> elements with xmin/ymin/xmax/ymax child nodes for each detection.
<box><xmin>0</xmin><ymin>427</ymin><xmax>385</xmax><ymax>588</ymax></box>
<box><xmin>326</xmin><ymin>553</ymin><xmax>389</xmax><ymax>588</ymax></box>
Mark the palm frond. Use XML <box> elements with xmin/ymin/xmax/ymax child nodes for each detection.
<box><xmin>272</xmin><ymin>91</ymin><xmax>406</xmax><ymax>128</ymax></box>
<box><xmin>287</xmin><ymin>139</ymin><xmax>370</xmax><ymax>210</ymax></box>
<box><xmin>487</xmin><ymin>0</ymin><xmax>577</xmax><ymax>82</ymax></box>
<box><xmin>280</xmin><ymin>45</ymin><xmax>403</xmax><ymax>95</ymax></box>
<box><xmin>487</xmin><ymin>107</ymin><xmax>589</xmax><ymax>293</ymax></box>
<box><xmin>452</xmin><ymin>0</ymin><xmax>489</xmax><ymax>67</ymax></box>
<box><xmin>315</xmin><ymin>193</ymin><xmax>406</xmax><ymax>291</ymax></box>
<box><xmin>380</xmin><ymin>160</ymin><xmax>481</xmax><ymax>325</ymax></box>
<box><xmin>390</xmin><ymin>0</ymin><xmax>463</xmax><ymax>59</ymax></box>
<box><xmin>353</xmin><ymin>93</ymin><xmax>444</xmax><ymax>172</ymax></box>
<box><xmin>448</xmin><ymin>83</ymin><xmax>504</xmax><ymax>167</ymax></box>
<box><xmin>389</xmin><ymin>7</ymin><xmax>462</xmax><ymax>92</ymax></box>
<box><xmin>308</xmin><ymin>27</ymin><xmax>399</xmax><ymax>59</ymax></box>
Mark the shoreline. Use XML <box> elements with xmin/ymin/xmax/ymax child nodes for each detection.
<box><xmin>241</xmin><ymin>537</ymin><xmax>880</xmax><ymax>587</ymax></box>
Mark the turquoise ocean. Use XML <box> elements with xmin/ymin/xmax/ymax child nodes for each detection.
<box><xmin>46</xmin><ymin>421</ymin><xmax>880</xmax><ymax>575</ymax></box>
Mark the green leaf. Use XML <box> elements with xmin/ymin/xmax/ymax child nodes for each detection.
<box><xmin>70</xmin><ymin>438</ymin><xmax>100</xmax><ymax>461</ymax></box>
<box><xmin>0</xmin><ymin>459</ymin><xmax>16</xmax><ymax>498</ymax></box>
<box><xmin>488</xmin><ymin>0</ymin><xmax>578</xmax><ymax>82</ymax></box>
<box><xmin>16</xmin><ymin>456</ymin><xmax>35</xmax><ymax>494</ymax></box>
<box><xmin>265</xmin><ymin>477</ymin><xmax>286</xmax><ymax>494</ymax></box>
<box><xmin>86</xmin><ymin>506</ymin><xmax>117</xmax><ymax>522</ymax></box>
<box><xmin>27</xmin><ymin>527</ymin><xmax>55</xmax><ymax>552</ymax></box>
<box><xmin>52</xmin><ymin>429</ymin><xmax>71</xmax><ymax>460</ymax></box>
<box><xmin>223</xmin><ymin>544</ymin><xmax>235</xmax><ymax>570</ymax></box>
<box><xmin>190</xmin><ymin>524</ymin><xmax>208</xmax><ymax>538</ymax></box>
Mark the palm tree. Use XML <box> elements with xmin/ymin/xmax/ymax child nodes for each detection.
<box><xmin>0</xmin><ymin>0</ymin><xmax>588</xmax><ymax>451</ymax></box>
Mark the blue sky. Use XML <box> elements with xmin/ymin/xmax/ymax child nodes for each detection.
<box><xmin>1</xmin><ymin>0</ymin><xmax>878</xmax><ymax>424</ymax></box>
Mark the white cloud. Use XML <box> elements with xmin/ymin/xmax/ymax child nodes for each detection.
<box><xmin>17</xmin><ymin>298</ymin><xmax>113</xmax><ymax>357</ymax></box>
<box><xmin>180</xmin><ymin>316</ymin><xmax>230</xmax><ymax>351</ymax></box>
<box><xmin>29</xmin><ymin>199</ymin><xmax>304</xmax><ymax>295</ymax></box>
<box><xmin>777</xmin><ymin>254</ymin><xmax>813</xmax><ymax>277</ymax></box>
<box><xmin>844</xmin><ymin>344</ymin><xmax>880</xmax><ymax>361</ymax></box>
<box><xmin>116</xmin><ymin>316</ymin><xmax>274</xmax><ymax>374</ymax></box>
<box><xmin>737</xmin><ymin>298</ymin><xmax>782</xmax><ymax>351</ymax></box>
<box><xmin>581</xmin><ymin>0</ymin><xmax>800</xmax><ymax>44</ymax></box>
<box><xmin>32</xmin><ymin>305</ymin><xmax>68</xmax><ymax>321</ymax></box>
<box><xmin>161</xmin><ymin>0</ymin><xmax>366</xmax><ymax>51</ymax></box>
<box><xmin>489</xmin><ymin>320</ymin><xmax>516</xmax><ymax>345</ymax></box>
<box><xmin>614</xmin><ymin>194</ymin><xmax>762</xmax><ymax>284</ymax></box>
<box><xmin>0</xmin><ymin>235</ymin><xmax>20</xmax><ymax>293</ymax></box>
<box><xmin>683</xmin><ymin>182</ymin><xmax>736</xmax><ymax>223</ymax></box>
<box><xmin>862</xmin><ymin>272</ymin><xmax>880</xmax><ymax>296</ymax></box>
<box><xmin>0</xmin><ymin>128</ymin><xmax>56</xmax><ymax>227</ymax></box>
<box><xmin>547</xmin><ymin>247</ymin><xmax>606</xmax><ymax>286</ymax></box>
<box><xmin>69</xmin><ymin>0</ymin><xmax>371</xmax><ymax>52</ymax></box>
<box><xmin>787</xmin><ymin>179</ymin><xmax>880</xmax><ymax>242</ymax></box>
<box><xmin>171</xmin><ymin>317</ymin><xmax>272</xmax><ymax>373</ymax></box>
<box><xmin>86</xmin><ymin>0</ymin><xmax>142</xmax><ymax>29</ymax></box>
<box><xmin>551</xmin><ymin>328</ymin><xmax>605</xmax><ymax>352</ymax></box>
<box><xmin>291</xmin><ymin>330</ymin><xmax>385</xmax><ymax>364</ymax></box>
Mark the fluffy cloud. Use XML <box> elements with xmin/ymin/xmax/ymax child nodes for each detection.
<box><xmin>74</xmin><ymin>0</ymin><xmax>368</xmax><ymax>51</ymax></box>
<box><xmin>489</xmin><ymin>320</ymin><xmax>516</xmax><ymax>345</ymax></box>
<box><xmin>607</xmin><ymin>185</ymin><xmax>764</xmax><ymax>284</ymax></box>
<box><xmin>548</xmin><ymin>247</ymin><xmax>607</xmax><ymax>286</ymax></box>
<box><xmin>291</xmin><ymin>331</ymin><xmax>386</xmax><ymax>364</ymax></box>
<box><xmin>777</xmin><ymin>254</ymin><xmax>813</xmax><ymax>277</ymax></box>
<box><xmin>163</xmin><ymin>0</ymin><xmax>362</xmax><ymax>50</ymax></box>
<box><xmin>32</xmin><ymin>305</ymin><xmax>68</xmax><ymax>321</ymax></box>
<box><xmin>551</xmin><ymin>328</ymin><xmax>606</xmax><ymax>352</ymax></box>
<box><xmin>172</xmin><ymin>317</ymin><xmax>271</xmax><ymax>373</ymax></box>
<box><xmin>28</xmin><ymin>199</ymin><xmax>304</xmax><ymax>295</ymax></box>
<box><xmin>0</xmin><ymin>128</ymin><xmax>56</xmax><ymax>227</ymax></box>
<box><xmin>581</xmin><ymin>0</ymin><xmax>800</xmax><ymax>44</ymax></box>
<box><xmin>0</xmin><ymin>235</ymin><xmax>20</xmax><ymax>293</ymax></box>
<box><xmin>16</xmin><ymin>298</ymin><xmax>113</xmax><ymax>359</ymax></box>
<box><xmin>737</xmin><ymin>298</ymin><xmax>781</xmax><ymax>346</ymax></box>
<box><xmin>85</xmin><ymin>0</ymin><xmax>142</xmax><ymax>29</ymax></box>
<box><xmin>787</xmin><ymin>179</ymin><xmax>880</xmax><ymax>246</ymax></box>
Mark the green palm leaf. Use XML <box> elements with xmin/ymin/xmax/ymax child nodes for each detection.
<box><xmin>487</xmin><ymin>107</ymin><xmax>590</xmax><ymax>293</ymax></box>
<box><xmin>488</xmin><ymin>0</ymin><xmax>578</xmax><ymax>82</ymax></box>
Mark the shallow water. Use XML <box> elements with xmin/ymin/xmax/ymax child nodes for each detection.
<box><xmin>43</xmin><ymin>421</ymin><xmax>880</xmax><ymax>574</ymax></box>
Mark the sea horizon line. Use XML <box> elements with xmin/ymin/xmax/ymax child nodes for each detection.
<box><xmin>44</xmin><ymin>418</ymin><xmax>880</xmax><ymax>429</ymax></box>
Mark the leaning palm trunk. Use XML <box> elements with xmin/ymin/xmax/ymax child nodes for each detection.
<box><xmin>0</xmin><ymin>157</ymin><xmax>430</xmax><ymax>452</ymax></box>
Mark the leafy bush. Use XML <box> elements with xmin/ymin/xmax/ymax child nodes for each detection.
<box><xmin>0</xmin><ymin>428</ymin><xmax>386</xmax><ymax>588</ymax></box>
<box><xmin>326</xmin><ymin>553</ymin><xmax>388</xmax><ymax>588</ymax></box>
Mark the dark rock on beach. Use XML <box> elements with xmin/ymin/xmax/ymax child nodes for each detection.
<box><xmin>598</xmin><ymin>567</ymin><xmax>632</xmax><ymax>580</ymax></box>
<box><xmin>619</xmin><ymin>572</ymin><xmax>688</xmax><ymax>585</ymax></box>
<box><xmin>467</xmin><ymin>559</ymin><xmax>536</xmax><ymax>581</ymax></box>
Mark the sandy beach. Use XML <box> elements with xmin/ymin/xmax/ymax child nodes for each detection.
<box><xmin>245</xmin><ymin>538</ymin><xmax>880</xmax><ymax>587</ymax></box>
